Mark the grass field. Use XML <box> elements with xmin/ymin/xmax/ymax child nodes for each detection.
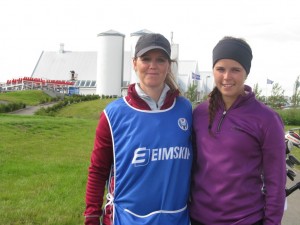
<box><xmin>0</xmin><ymin>96</ymin><xmax>115</xmax><ymax>225</ymax></box>
<box><xmin>0</xmin><ymin>114</ymin><xmax>97</xmax><ymax>225</ymax></box>
<box><xmin>1</xmin><ymin>92</ymin><xmax>300</xmax><ymax>224</ymax></box>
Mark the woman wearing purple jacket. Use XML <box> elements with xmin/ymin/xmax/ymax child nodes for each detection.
<box><xmin>189</xmin><ymin>37</ymin><xmax>286</xmax><ymax>225</ymax></box>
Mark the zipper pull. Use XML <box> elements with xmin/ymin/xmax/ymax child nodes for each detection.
<box><xmin>217</xmin><ymin>110</ymin><xmax>227</xmax><ymax>131</ymax></box>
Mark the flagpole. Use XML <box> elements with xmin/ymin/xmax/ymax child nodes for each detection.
<box><xmin>266</xmin><ymin>78</ymin><xmax>268</xmax><ymax>104</ymax></box>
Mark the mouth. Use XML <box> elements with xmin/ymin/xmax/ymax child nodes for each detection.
<box><xmin>147</xmin><ymin>73</ymin><xmax>158</xmax><ymax>76</ymax></box>
<box><xmin>222</xmin><ymin>84</ymin><xmax>234</xmax><ymax>88</ymax></box>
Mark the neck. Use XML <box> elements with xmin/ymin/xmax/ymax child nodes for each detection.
<box><xmin>222</xmin><ymin>91</ymin><xmax>246</xmax><ymax>110</ymax></box>
<box><xmin>139</xmin><ymin>84</ymin><xmax>164</xmax><ymax>102</ymax></box>
<box><xmin>222</xmin><ymin>97</ymin><xmax>235</xmax><ymax>110</ymax></box>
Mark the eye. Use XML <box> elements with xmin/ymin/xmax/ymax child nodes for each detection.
<box><xmin>140</xmin><ymin>56</ymin><xmax>151</xmax><ymax>62</ymax></box>
<box><xmin>156</xmin><ymin>57</ymin><xmax>168</xmax><ymax>64</ymax></box>
<box><xmin>233</xmin><ymin>68</ymin><xmax>241</xmax><ymax>72</ymax></box>
<box><xmin>216</xmin><ymin>67</ymin><xmax>225</xmax><ymax>73</ymax></box>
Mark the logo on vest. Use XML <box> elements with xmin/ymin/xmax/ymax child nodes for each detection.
<box><xmin>131</xmin><ymin>146</ymin><xmax>191</xmax><ymax>167</ymax></box>
<box><xmin>178</xmin><ymin>118</ymin><xmax>188</xmax><ymax>131</ymax></box>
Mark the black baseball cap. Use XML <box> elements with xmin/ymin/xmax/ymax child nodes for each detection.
<box><xmin>135</xmin><ymin>33</ymin><xmax>171</xmax><ymax>58</ymax></box>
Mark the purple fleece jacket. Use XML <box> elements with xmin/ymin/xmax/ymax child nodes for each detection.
<box><xmin>189</xmin><ymin>85</ymin><xmax>286</xmax><ymax>225</ymax></box>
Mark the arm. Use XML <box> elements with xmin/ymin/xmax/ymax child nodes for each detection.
<box><xmin>84</xmin><ymin>112</ymin><xmax>113</xmax><ymax>225</ymax></box>
<box><xmin>262</xmin><ymin>114</ymin><xmax>286</xmax><ymax>225</ymax></box>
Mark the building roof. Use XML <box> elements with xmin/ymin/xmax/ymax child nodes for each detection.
<box><xmin>97</xmin><ymin>29</ymin><xmax>125</xmax><ymax>37</ymax></box>
<box><xmin>31</xmin><ymin>50</ymin><xmax>97</xmax><ymax>81</ymax></box>
<box><xmin>130</xmin><ymin>29</ymin><xmax>153</xmax><ymax>36</ymax></box>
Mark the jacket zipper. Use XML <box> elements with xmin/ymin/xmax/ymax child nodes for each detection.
<box><xmin>217</xmin><ymin>110</ymin><xmax>227</xmax><ymax>132</ymax></box>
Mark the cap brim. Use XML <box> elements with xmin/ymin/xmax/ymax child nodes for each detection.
<box><xmin>136</xmin><ymin>46</ymin><xmax>170</xmax><ymax>58</ymax></box>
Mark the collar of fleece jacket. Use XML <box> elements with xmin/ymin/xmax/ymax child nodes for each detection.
<box><xmin>125</xmin><ymin>83</ymin><xmax>179</xmax><ymax>110</ymax></box>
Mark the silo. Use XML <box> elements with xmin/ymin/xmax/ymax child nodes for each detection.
<box><xmin>96</xmin><ymin>30</ymin><xmax>125</xmax><ymax>97</ymax></box>
<box><xmin>129</xmin><ymin>29</ymin><xmax>153</xmax><ymax>84</ymax></box>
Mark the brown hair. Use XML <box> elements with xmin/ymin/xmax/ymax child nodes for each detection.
<box><xmin>208</xmin><ymin>86</ymin><xmax>221</xmax><ymax>130</ymax></box>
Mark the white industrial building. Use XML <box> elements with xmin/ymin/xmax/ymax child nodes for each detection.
<box><xmin>22</xmin><ymin>29</ymin><xmax>213</xmax><ymax>99</ymax></box>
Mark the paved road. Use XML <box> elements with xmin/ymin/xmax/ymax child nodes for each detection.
<box><xmin>282</xmin><ymin>169</ymin><xmax>300</xmax><ymax>225</ymax></box>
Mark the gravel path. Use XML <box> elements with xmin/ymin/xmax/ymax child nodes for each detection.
<box><xmin>8</xmin><ymin>102</ymin><xmax>57</xmax><ymax>115</ymax></box>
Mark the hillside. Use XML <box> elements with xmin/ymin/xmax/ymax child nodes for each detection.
<box><xmin>0</xmin><ymin>90</ymin><xmax>53</xmax><ymax>106</ymax></box>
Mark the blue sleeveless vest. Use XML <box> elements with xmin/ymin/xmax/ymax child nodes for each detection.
<box><xmin>104</xmin><ymin>96</ymin><xmax>192</xmax><ymax>225</ymax></box>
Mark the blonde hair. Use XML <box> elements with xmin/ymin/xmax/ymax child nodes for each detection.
<box><xmin>166</xmin><ymin>59</ymin><xmax>181</xmax><ymax>94</ymax></box>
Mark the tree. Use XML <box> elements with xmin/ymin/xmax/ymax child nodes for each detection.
<box><xmin>253</xmin><ymin>83</ymin><xmax>265</xmax><ymax>102</ymax></box>
<box><xmin>291</xmin><ymin>75</ymin><xmax>300</xmax><ymax>107</ymax></box>
<box><xmin>186</xmin><ymin>83</ymin><xmax>198</xmax><ymax>103</ymax></box>
<box><xmin>267</xmin><ymin>83</ymin><xmax>287</xmax><ymax>109</ymax></box>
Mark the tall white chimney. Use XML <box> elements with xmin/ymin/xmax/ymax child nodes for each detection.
<box><xmin>59</xmin><ymin>43</ymin><xmax>64</xmax><ymax>53</ymax></box>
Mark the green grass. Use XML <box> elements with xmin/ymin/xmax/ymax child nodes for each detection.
<box><xmin>0</xmin><ymin>90</ymin><xmax>51</xmax><ymax>105</ymax></box>
<box><xmin>54</xmin><ymin>98</ymin><xmax>115</xmax><ymax>120</ymax></box>
<box><xmin>0</xmin><ymin>114</ymin><xmax>98</xmax><ymax>225</ymax></box>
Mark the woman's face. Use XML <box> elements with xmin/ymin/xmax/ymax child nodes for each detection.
<box><xmin>133</xmin><ymin>49</ymin><xmax>170</xmax><ymax>91</ymax></box>
<box><xmin>213</xmin><ymin>59</ymin><xmax>247</xmax><ymax>106</ymax></box>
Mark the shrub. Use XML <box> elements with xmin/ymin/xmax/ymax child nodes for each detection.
<box><xmin>0</xmin><ymin>102</ymin><xmax>26</xmax><ymax>113</ymax></box>
<box><xmin>35</xmin><ymin>94</ymin><xmax>100</xmax><ymax>116</ymax></box>
<box><xmin>277</xmin><ymin>109</ymin><xmax>300</xmax><ymax>126</ymax></box>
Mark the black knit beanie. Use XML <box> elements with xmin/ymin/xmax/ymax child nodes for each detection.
<box><xmin>212</xmin><ymin>37</ymin><xmax>253</xmax><ymax>75</ymax></box>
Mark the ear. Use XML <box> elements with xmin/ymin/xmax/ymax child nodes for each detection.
<box><xmin>133</xmin><ymin>58</ymin><xmax>137</xmax><ymax>71</ymax></box>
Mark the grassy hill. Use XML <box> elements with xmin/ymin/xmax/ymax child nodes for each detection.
<box><xmin>0</xmin><ymin>90</ymin><xmax>52</xmax><ymax>105</ymax></box>
<box><xmin>54</xmin><ymin>98</ymin><xmax>114</xmax><ymax>120</ymax></box>
<box><xmin>0</xmin><ymin>114</ymin><xmax>96</xmax><ymax>225</ymax></box>
<box><xmin>0</xmin><ymin>91</ymin><xmax>116</xmax><ymax>224</ymax></box>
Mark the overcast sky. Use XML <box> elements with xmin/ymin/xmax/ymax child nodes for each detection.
<box><xmin>1</xmin><ymin>0</ymin><xmax>300</xmax><ymax>95</ymax></box>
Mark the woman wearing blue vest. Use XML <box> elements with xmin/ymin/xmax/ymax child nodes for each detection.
<box><xmin>84</xmin><ymin>33</ymin><xmax>193</xmax><ymax>225</ymax></box>
<box><xmin>189</xmin><ymin>36</ymin><xmax>286</xmax><ymax>225</ymax></box>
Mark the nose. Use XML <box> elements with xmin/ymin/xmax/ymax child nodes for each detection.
<box><xmin>223</xmin><ymin>71</ymin><xmax>231</xmax><ymax>79</ymax></box>
<box><xmin>149</xmin><ymin>60</ymin><xmax>158</xmax><ymax>68</ymax></box>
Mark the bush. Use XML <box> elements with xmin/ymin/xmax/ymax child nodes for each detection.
<box><xmin>35</xmin><ymin>94</ymin><xmax>100</xmax><ymax>116</ymax></box>
<box><xmin>277</xmin><ymin>109</ymin><xmax>300</xmax><ymax>125</ymax></box>
<box><xmin>0</xmin><ymin>102</ymin><xmax>26</xmax><ymax>113</ymax></box>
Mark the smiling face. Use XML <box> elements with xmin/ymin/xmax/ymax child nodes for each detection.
<box><xmin>133</xmin><ymin>49</ymin><xmax>170</xmax><ymax>92</ymax></box>
<box><xmin>213</xmin><ymin>58</ymin><xmax>247</xmax><ymax>109</ymax></box>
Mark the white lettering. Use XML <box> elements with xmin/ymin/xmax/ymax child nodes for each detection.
<box><xmin>131</xmin><ymin>146</ymin><xmax>191</xmax><ymax>166</ymax></box>
<box><xmin>152</xmin><ymin>148</ymin><xmax>158</xmax><ymax>161</ymax></box>
<box><xmin>173</xmin><ymin>146</ymin><xmax>179</xmax><ymax>159</ymax></box>
<box><xmin>132</xmin><ymin>147</ymin><xmax>150</xmax><ymax>166</ymax></box>
<box><xmin>162</xmin><ymin>147</ymin><xmax>173</xmax><ymax>160</ymax></box>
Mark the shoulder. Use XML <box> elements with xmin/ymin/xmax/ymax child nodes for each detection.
<box><xmin>249</xmin><ymin>100</ymin><xmax>284</xmax><ymax>127</ymax></box>
<box><xmin>252</xmin><ymin>100</ymin><xmax>280</xmax><ymax>117</ymax></box>
<box><xmin>177</xmin><ymin>96</ymin><xmax>192</xmax><ymax>107</ymax></box>
<box><xmin>193</xmin><ymin>101</ymin><xmax>209</xmax><ymax>114</ymax></box>
<box><xmin>105</xmin><ymin>97</ymin><xmax>125</xmax><ymax>110</ymax></box>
